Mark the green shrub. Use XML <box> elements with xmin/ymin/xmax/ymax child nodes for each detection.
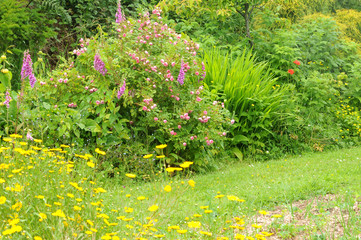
<box><xmin>17</xmin><ymin>8</ymin><xmax>232</xmax><ymax>175</ymax></box>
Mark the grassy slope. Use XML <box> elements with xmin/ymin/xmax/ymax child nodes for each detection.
<box><xmin>104</xmin><ymin>146</ymin><xmax>361</xmax><ymax>227</ymax></box>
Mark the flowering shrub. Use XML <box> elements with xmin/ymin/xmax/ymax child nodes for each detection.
<box><xmin>22</xmin><ymin>7</ymin><xmax>232</xmax><ymax>173</ymax></box>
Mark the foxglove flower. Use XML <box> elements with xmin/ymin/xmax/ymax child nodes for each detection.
<box><xmin>21</xmin><ymin>50</ymin><xmax>37</xmax><ymax>88</ymax></box>
<box><xmin>117</xmin><ymin>80</ymin><xmax>126</xmax><ymax>99</ymax></box>
<box><xmin>177</xmin><ymin>61</ymin><xmax>185</xmax><ymax>85</ymax></box>
<box><xmin>94</xmin><ymin>54</ymin><xmax>107</xmax><ymax>76</ymax></box>
<box><xmin>3</xmin><ymin>91</ymin><xmax>11</xmax><ymax>108</ymax></box>
<box><xmin>115</xmin><ymin>1</ymin><xmax>125</xmax><ymax>23</ymax></box>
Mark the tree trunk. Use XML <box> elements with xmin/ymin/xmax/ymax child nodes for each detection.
<box><xmin>243</xmin><ymin>3</ymin><xmax>254</xmax><ymax>48</ymax></box>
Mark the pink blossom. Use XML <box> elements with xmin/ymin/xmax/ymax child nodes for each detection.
<box><xmin>178</xmin><ymin>125</ymin><xmax>181</xmax><ymax>129</ymax></box>
<box><xmin>117</xmin><ymin>80</ymin><xmax>126</xmax><ymax>99</ymax></box>
<box><xmin>154</xmin><ymin>117</ymin><xmax>158</xmax><ymax>121</ymax></box>
<box><xmin>163</xmin><ymin>120</ymin><xmax>167</xmax><ymax>123</ymax></box>
<box><xmin>231</xmin><ymin>119</ymin><xmax>235</xmax><ymax>124</ymax></box>
<box><xmin>3</xmin><ymin>91</ymin><xmax>11</xmax><ymax>108</ymax></box>
<box><xmin>190</xmin><ymin>136</ymin><xmax>194</xmax><ymax>140</ymax></box>
<box><xmin>183</xmin><ymin>142</ymin><xmax>187</xmax><ymax>146</ymax></box>
<box><xmin>26</xmin><ymin>132</ymin><xmax>33</xmax><ymax>141</ymax></box>
<box><xmin>196</xmin><ymin>97</ymin><xmax>202</xmax><ymax>102</ymax></box>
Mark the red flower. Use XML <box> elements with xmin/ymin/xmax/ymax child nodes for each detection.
<box><xmin>288</xmin><ymin>69</ymin><xmax>295</xmax><ymax>75</ymax></box>
<box><xmin>293</xmin><ymin>60</ymin><xmax>301</xmax><ymax>66</ymax></box>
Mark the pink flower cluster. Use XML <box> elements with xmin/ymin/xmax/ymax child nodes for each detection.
<box><xmin>96</xmin><ymin>100</ymin><xmax>105</xmax><ymax>105</ymax></box>
<box><xmin>190</xmin><ymin>135</ymin><xmax>198</xmax><ymax>140</ymax></box>
<box><xmin>86</xmin><ymin>87</ymin><xmax>98</xmax><ymax>93</ymax></box>
<box><xmin>142</xmin><ymin>98</ymin><xmax>156</xmax><ymax>111</ymax></box>
<box><xmin>198</xmin><ymin>115</ymin><xmax>211</xmax><ymax>123</ymax></box>
<box><xmin>180</xmin><ymin>112</ymin><xmax>190</xmax><ymax>120</ymax></box>
<box><xmin>206</xmin><ymin>139</ymin><xmax>214</xmax><ymax>145</ymax></box>
<box><xmin>68</xmin><ymin>103</ymin><xmax>77</xmax><ymax>108</ymax></box>
<box><xmin>73</xmin><ymin>38</ymin><xmax>89</xmax><ymax>56</ymax></box>
<box><xmin>58</xmin><ymin>78</ymin><xmax>68</xmax><ymax>83</ymax></box>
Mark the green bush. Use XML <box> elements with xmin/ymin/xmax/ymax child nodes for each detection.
<box><xmin>16</xmin><ymin>8</ymin><xmax>232</xmax><ymax>175</ymax></box>
<box><xmin>255</xmin><ymin>15</ymin><xmax>360</xmax><ymax>82</ymax></box>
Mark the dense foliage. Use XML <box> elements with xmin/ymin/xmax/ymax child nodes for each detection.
<box><xmin>2</xmin><ymin>0</ymin><xmax>361</xmax><ymax>168</ymax></box>
<box><xmin>1</xmin><ymin>7</ymin><xmax>232</xmax><ymax>176</ymax></box>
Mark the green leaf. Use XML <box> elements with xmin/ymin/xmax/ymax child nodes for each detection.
<box><xmin>0</xmin><ymin>72</ymin><xmax>12</xmax><ymax>90</ymax></box>
<box><xmin>77</xmin><ymin>123</ymin><xmax>85</xmax><ymax>129</ymax></box>
<box><xmin>43</xmin><ymin>102</ymin><xmax>51</xmax><ymax>110</ymax></box>
<box><xmin>233</xmin><ymin>134</ymin><xmax>249</xmax><ymax>144</ymax></box>
<box><xmin>0</xmin><ymin>83</ymin><xmax>5</xmax><ymax>92</ymax></box>
<box><xmin>231</xmin><ymin>147</ymin><xmax>243</xmax><ymax>161</ymax></box>
<box><xmin>93</xmin><ymin>124</ymin><xmax>102</xmax><ymax>133</ymax></box>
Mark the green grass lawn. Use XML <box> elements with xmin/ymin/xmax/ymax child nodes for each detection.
<box><xmin>102</xmin><ymin>146</ymin><xmax>361</xmax><ymax>239</ymax></box>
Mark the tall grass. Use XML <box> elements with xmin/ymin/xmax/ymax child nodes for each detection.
<box><xmin>202</xmin><ymin>48</ymin><xmax>292</xmax><ymax>153</ymax></box>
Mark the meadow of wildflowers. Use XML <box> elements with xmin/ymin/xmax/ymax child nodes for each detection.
<box><xmin>0</xmin><ymin>136</ymin><xmax>278</xmax><ymax>239</ymax></box>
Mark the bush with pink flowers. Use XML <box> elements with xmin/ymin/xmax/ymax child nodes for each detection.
<box><xmin>21</xmin><ymin>7</ymin><xmax>232</xmax><ymax>175</ymax></box>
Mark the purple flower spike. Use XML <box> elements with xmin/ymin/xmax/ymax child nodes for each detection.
<box><xmin>117</xmin><ymin>80</ymin><xmax>126</xmax><ymax>99</ymax></box>
<box><xmin>177</xmin><ymin>60</ymin><xmax>185</xmax><ymax>85</ymax></box>
<box><xmin>3</xmin><ymin>91</ymin><xmax>11</xmax><ymax>108</ymax></box>
<box><xmin>94</xmin><ymin>54</ymin><xmax>107</xmax><ymax>76</ymax></box>
<box><xmin>21</xmin><ymin>50</ymin><xmax>37</xmax><ymax>88</ymax></box>
<box><xmin>115</xmin><ymin>0</ymin><xmax>125</xmax><ymax>23</ymax></box>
